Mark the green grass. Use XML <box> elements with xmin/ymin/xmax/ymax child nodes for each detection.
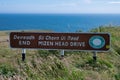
<box><xmin>0</xmin><ymin>64</ymin><xmax>17</xmax><ymax>77</ymax></box>
<box><xmin>0</xmin><ymin>26</ymin><xmax>120</xmax><ymax>79</ymax></box>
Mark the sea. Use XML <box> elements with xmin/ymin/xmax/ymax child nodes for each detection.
<box><xmin>0</xmin><ymin>14</ymin><xmax>120</xmax><ymax>32</ymax></box>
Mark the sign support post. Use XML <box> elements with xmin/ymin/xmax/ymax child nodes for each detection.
<box><xmin>60</xmin><ymin>50</ymin><xmax>64</xmax><ymax>58</ymax></box>
<box><xmin>93</xmin><ymin>51</ymin><xmax>97</xmax><ymax>61</ymax></box>
<box><xmin>22</xmin><ymin>48</ymin><xmax>26</xmax><ymax>61</ymax></box>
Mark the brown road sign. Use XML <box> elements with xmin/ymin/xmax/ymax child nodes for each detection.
<box><xmin>10</xmin><ymin>32</ymin><xmax>110</xmax><ymax>51</ymax></box>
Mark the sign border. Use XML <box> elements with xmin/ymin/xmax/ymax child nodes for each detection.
<box><xmin>9</xmin><ymin>32</ymin><xmax>111</xmax><ymax>52</ymax></box>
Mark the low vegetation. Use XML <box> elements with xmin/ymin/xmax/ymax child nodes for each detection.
<box><xmin>0</xmin><ymin>26</ymin><xmax>120</xmax><ymax>80</ymax></box>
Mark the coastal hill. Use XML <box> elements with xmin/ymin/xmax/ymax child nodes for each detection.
<box><xmin>0</xmin><ymin>26</ymin><xmax>120</xmax><ymax>80</ymax></box>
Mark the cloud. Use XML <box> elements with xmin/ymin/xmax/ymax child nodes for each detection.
<box><xmin>84</xmin><ymin>0</ymin><xmax>92</xmax><ymax>4</ymax></box>
<box><xmin>108</xmin><ymin>1</ymin><xmax>120</xmax><ymax>4</ymax></box>
<box><xmin>47</xmin><ymin>2</ymin><xmax>79</xmax><ymax>8</ymax></box>
<box><xmin>57</xmin><ymin>3</ymin><xmax>78</xmax><ymax>7</ymax></box>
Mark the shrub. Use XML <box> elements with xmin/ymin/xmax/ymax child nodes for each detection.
<box><xmin>75</xmin><ymin>57</ymin><xmax>114</xmax><ymax>72</ymax></box>
<box><xmin>0</xmin><ymin>64</ymin><xmax>17</xmax><ymax>77</ymax></box>
<box><xmin>38</xmin><ymin>50</ymin><xmax>50</xmax><ymax>58</ymax></box>
<box><xmin>115</xmin><ymin>73</ymin><xmax>120</xmax><ymax>80</ymax></box>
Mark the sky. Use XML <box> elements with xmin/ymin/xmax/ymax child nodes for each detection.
<box><xmin>0</xmin><ymin>0</ymin><xmax>120</xmax><ymax>14</ymax></box>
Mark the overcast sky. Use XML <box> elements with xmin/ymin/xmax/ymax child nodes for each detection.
<box><xmin>0</xmin><ymin>0</ymin><xmax>120</xmax><ymax>14</ymax></box>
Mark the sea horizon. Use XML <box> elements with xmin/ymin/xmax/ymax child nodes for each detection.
<box><xmin>0</xmin><ymin>13</ymin><xmax>120</xmax><ymax>32</ymax></box>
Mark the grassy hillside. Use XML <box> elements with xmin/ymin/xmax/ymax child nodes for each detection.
<box><xmin>0</xmin><ymin>27</ymin><xmax>120</xmax><ymax>80</ymax></box>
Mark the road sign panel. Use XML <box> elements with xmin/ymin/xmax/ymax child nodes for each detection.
<box><xmin>10</xmin><ymin>32</ymin><xmax>110</xmax><ymax>51</ymax></box>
